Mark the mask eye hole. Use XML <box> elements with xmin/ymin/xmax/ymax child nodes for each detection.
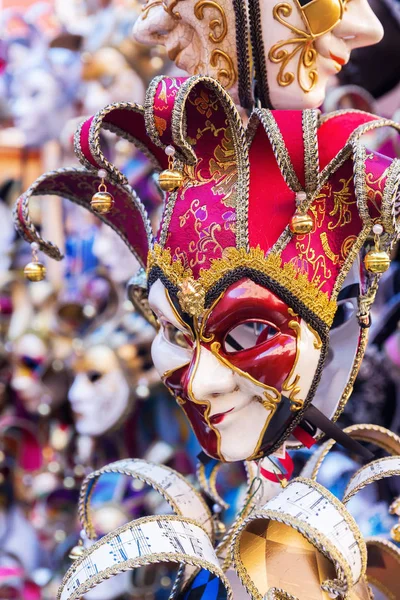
<box><xmin>162</xmin><ymin>322</ymin><xmax>191</xmax><ymax>349</ymax></box>
<box><xmin>87</xmin><ymin>370</ymin><xmax>103</xmax><ymax>383</ymax></box>
<box><xmin>223</xmin><ymin>321</ymin><xmax>280</xmax><ymax>353</ymax></box>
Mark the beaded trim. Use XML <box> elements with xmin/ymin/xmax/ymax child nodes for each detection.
<box><xmin>231</xmin><ymin>477</ymin><xmax>368</xmax><ymax>599</ymax></box>
<box><xmin>169</xmin><ymin>75</ymin><xmax>250</xmax><ymax>250</ymax></box>
<box><xmin>14</xmin><ymin>167</ymin><xmax>152</xmax><ymax>268</ymax></box>
<box><xmin>302</xmin><ymin>109</ymin><xmax>320</xmax><ymax>196</ymax></box>
<box><xmin>342</xmin><ymin>456</ymin><xmax>400</xmax><ymax>504</ymax></box>
<box><xmin>232</xmin><ymin>0</ymin><xmax>253</xmax><ymax>109</ymax></box>
<box><xmin>57</xmin><ymin>515</ymin><xmax>233</xmax><ymax>600</ymax></box>
<box><xmin>78</xmin><ymin>459</ymin><xmax>213</xmax><ymax>542</ymax></box>
<box><xmin>248</xmin><ymin>0</ymin><xmax>271</xmax><ymax>108</ymax></box>
<box><xmin>302</xmin><ymin>424</ymin><xmax>400</xmax><ymax>481</ymax></box>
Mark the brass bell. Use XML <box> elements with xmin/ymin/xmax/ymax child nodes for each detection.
<box><xmin>214</xmin><ymin>519</ymin><xmax>226</xmax><ymax>539</ymax></box>
<box><xmin>289</xmin><ymin>212</ymin><xmax>313</xmax><ymax>235</ymax></box>
<box><xmin>68</xmin><ymin>542</ymin><xmax>85</xmax><ymax>560</ymax></box>
<box><xmin>90</xmin><ymin>190</ymin><xmax>114</xmax><ymax>214</ymax></box>
<box><xmin>364</xmin><ymin>249</ymin><xmax>390</xmax><ymax>274</ymax></box>
<box><xmin>391</xmin><ymin>523</ymin><xmax>400</xmax><ymax>543</ymax></box>
<box><xmin>158</xmin><ymin>169</ymin><xmax>184</xmax><ymax>192</ymax></box>
<box><xmin>24</xmin><ymin>261</ymin><xmax>46</xmax><ymax>282</ymax></box>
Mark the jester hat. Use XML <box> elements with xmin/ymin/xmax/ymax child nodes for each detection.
<box><xmin>15</xmin><ymin>75</ymin><xmax>400</xmax><ymax>458</ymax></box>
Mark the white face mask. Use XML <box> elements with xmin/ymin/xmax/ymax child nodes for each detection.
<box><xmin>68</xmin><ymin>345</ymin><xmax>130</xmax><ymax>437</ymax></box>
<box><xmin>148</xmin><ymin>279</ymin><xmax>321</xmax><ymax>462</ymax></box>
<box><xmin>133</xmin><ymin>0</ymin><xmax>240</xmax><ymax>104</ymax></box>
<box><xmin>260</xmin><ymin>0</ymin><xmax>384</xmax><ymax>109</ymax></box>
<box><xmin>11</xmin><ymin>68</ymin><xmax>73</xmax><ymax>146</ymax></box>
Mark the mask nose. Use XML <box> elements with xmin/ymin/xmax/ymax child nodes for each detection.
<box><xmin>133</xmin><ymin>5</ymin><xmax>175</xmax><ymax>43</ymax></box>
<box><xmin>68</xmin><ymin>373</ymin><xmax>91</xmax><ymax>405</ymax></box>
<box><xmin>333</xmin><ymin>0</ymin><xmax>384</xmax><ymax>47</ymax></box>
<box><xmin>186</xmin><ymin>346</ymin><xmax>237</xmax><ymax>403</ymax></box>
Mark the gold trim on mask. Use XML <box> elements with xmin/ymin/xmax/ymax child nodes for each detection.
<box><xmin>282</xmin><ymin>312</ymin><xmax>303</xmax><ymax>412</ymax></box>
<box><xmin>268</xmin><ymin>0</ymin><xmax>345</xmax><ymax>93</ymax></box>
<box><xmin>148</xmin><ymin>244</ymin><xmax>337</xmax><ymax>326</ymax></box>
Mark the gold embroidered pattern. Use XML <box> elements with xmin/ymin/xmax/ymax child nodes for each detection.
<box><xmin>148</xmin><ymin>244</ymin><xmax>337</xmax><ymax>325</ymax></box>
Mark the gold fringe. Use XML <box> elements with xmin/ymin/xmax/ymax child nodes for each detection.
<box><xmin>148</xmin><ymin>244</ymin><xmax>337</xmax><ymax>325</ymax></box>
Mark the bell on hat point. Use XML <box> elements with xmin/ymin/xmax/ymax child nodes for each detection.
<box><xmin>68</xmin><ymin>542</ymin><xmax>85</xmax><ymax>560</ymax></box>
<box><xmin>158</xmin><ymin>169</ymin><xmax>184</xmax><ymax>192</ymax></box>
<box><xmin>90</xmin><ymin>190</ymin><xmax>114</xmax><ymax>214</ymax></box>
<box><xmin>289</xmin><ymin>212</ymin><xmax>314</xmax><ymax>235</ymax></box>
<box><xmin>24</xmin><ymin>261</ymin><xmax>46</xmax><ymax>282</ymax></box>
<box><xmin>364</xmin><ymin>249</ymin><xmax>390</xmax><ymax>274</ymax></box>
<box><xmin>391</xmin><ymin>523</ymin><xmax>400</xmax><ymax>543</ymax></box>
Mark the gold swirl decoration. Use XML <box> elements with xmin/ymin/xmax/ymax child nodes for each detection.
<box><xmin>193</xmin><ymin>0</ymin><xmax>237</xmax><ymax>89</ymax></box>
<box><xmin>268</xmin><ymin>3</ymin><xmax>318</xmax><ymax>93</ymax></box>
<box><xmin>210</xmin><ymin>49</ymin><xmax>237</xmax><ymax>89</ymax></box>
<box><xmin>194</xmin><ymin>0</ymin><xmax>228</xmax><ymax>43</ymax></box>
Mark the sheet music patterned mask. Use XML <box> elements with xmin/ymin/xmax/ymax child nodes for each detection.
<box><xmin>254</xmin><ymin>0</ymin><xmax>384</xmax><ymax>108</ymax></box>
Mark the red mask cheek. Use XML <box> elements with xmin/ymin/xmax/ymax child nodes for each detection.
<box><xmin>220</xmin><ymin>333</ymin><xmax>297</xmax><ymax>390</ymax></box>
<box><xmin>164</xmin><ymin>360</ymin><xmax>220</xmax><ymax>459</ymax></box>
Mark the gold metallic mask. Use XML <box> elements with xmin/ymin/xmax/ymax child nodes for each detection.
<box><xmin>269</xmin><ymin>0</ymin><xmax>346</xmax><ymax>93</ymax></box>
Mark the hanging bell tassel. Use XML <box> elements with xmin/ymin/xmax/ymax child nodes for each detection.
<box><xmin>158</xmin><ymin>145</ymin><xmax>184</xmax><ymax>192</ymax></box>
<box><xmin>289</xmin><ymin>191</ymin><xmax>313</xmax><ymax>235</ymax></box>
<box><xmin>24</xmin><ymin>242</ymin><xmax>46</xmax><ymax>282</ymax></box>
<box><xmin>364</xmin><ymin>223</ymin><xmax>390</xmax><ymax>274</ymax></box>
<box><xmin>91</xmin><ymin>169</ymin><xmax>114</xmax><ymax>214</ymax></box>
<box><xmin>68</xmin><ymin>539</ymin><xmax>85</xmax><ymax>561</ymax></box>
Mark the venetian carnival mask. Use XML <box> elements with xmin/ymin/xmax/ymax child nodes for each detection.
<box><xmin>15</xmin><ymin>75</ymin><xmax>400</xmax><ymax>463</ymax></box>
<box><xmin>68</xmin><ymin>345</ymin><xmax>130</xmax><ymax>437</ymax></box>
<box><xmin>10</xmin><ymin>48</ymin><xmax>80</xmax><ymax>147</ymax></box>
<box><xmin>133</xmin><ymin>0</ymin><xmax>383</xmax><ymax>109</ymax></box>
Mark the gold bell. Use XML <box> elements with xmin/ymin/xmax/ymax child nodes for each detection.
<box><xmin>68</xmin><ymin>541</ymin><xmax>84</xmax><ymax>561</ymax></box>
<box><xmin>364</xmin><ymin>223</ymin><xmax>390</xmax><ymax>274</ymax></box>
<box><xmin>159</xmin><ymin>144</ymin><xmax>183</xmax><ymax>192</ymax></box>
<box><xmin>24</xmin><ymin>261</ymin><xmax>46</xmax><ymax>282</ymax></box>
<box><xmin>214</xmin><ymin>519</ymin><xmax>226</xmax><ymax>539</ymax></box>
<box><xmin>158</xmin><ymin>169</ymin><xmax>184</xmax><ymax>192</ymax></box>
<box><xmin>91</xmin><ymin>170</ymin><xmax>114</xmax><ymax>214</ymax></box>
<box><xmin>364</xmin><ymin>249</ymin><xmax>390</xmax><ymax>274</ymax></box>
<box><xmin>391</xmin><ymin>523</ymin><xmax>400</xmax><ymax>543</ymax></box>
<box><xmin>91</xmin><ymin>190</ymin><xmax>114</xmax><ymax>214</ymax></box>
<box><xmin>289</xmin><ymin>212</ymin><xmax>313</xmax><ymax>235</ymax></box>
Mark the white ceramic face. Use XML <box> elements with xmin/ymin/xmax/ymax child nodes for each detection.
<box><xmin>133</xmin><ymin>0</ymin><xmax>239</xmax><ymax>104</ymax></box>
<box><xmin>149</xmin><ymin>279</ymin><xmax>321</xmax><ymax>462</ymax></box>
<box><xmin>11</xmin><ymin>68</ymin><xmax>73</xmax><ymax>146</ymax></box>
<box><xmin>10</xmin><ymin>333</ymin><xmax>47</xmax><ymax>413</ymax></box>
<box><xmin>133</xmin><ymin>0</ymin><xmax>382</xmax><ymax>110</ymax></box>
<box><xmin>262</xmin><ymin>0</ymin><xmax>383</xmax><ymax>109</ymax></box>
<box><xmin>68</xmin><ymin>345</ymin><xmax>130</xmax><ymax>437</ymax></box>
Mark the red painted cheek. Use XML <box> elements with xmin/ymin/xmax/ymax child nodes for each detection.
<box><xmin>222</xmin><ymin>334</ymin><xmax>297</xmax><ymax>390</ymax></box>
<box><xmin>164</xmin><ymin>358</ymin><xmax>220</xmax><ymax>459</ymax></box>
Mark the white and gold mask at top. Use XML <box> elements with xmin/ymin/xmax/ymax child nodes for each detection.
<box><xmin>133</xmin><ymin>0</ymin><xmax>383</xmax><ymax>109</ymax></box>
